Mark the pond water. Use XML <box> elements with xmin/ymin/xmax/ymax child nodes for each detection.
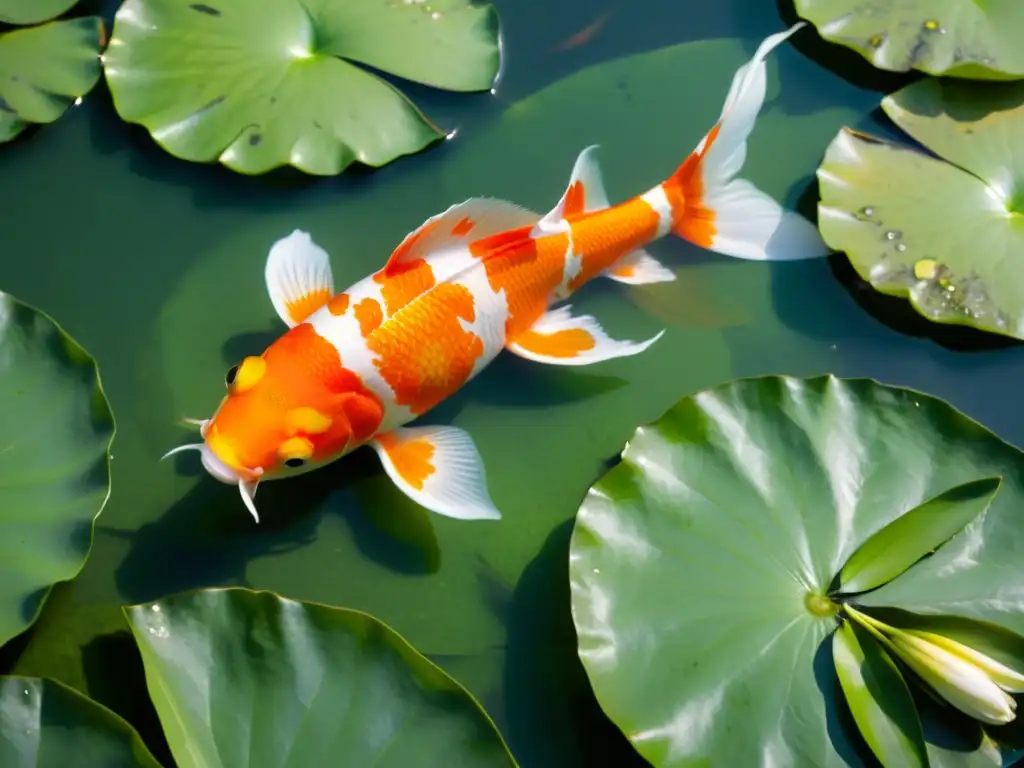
<box><xmin>4</xmin><ymin>0</ymin><xmax>1024</xmax><ymax>765</ymax></box>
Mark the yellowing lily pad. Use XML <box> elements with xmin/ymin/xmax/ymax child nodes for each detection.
<box><xmin>817</xmin><ymin>78</ymin><xmax>1024</xmax><ymax>341</ymax></box>
<box><xmin>102</xmin><ymin>0</ymin><xmax>501</xmax><ymax>175</ymax></box>
<box><xmin>0</xmin><ymin>17</ymin><xmax>105</xmax><ymax>143</ymax></box>
<box><xmin>794</xmin><ymin>0</ymin><xmax>1024</xmax><ymax>80</ymax></box>
<box><xmin>125</xmin><ymin>587</ymin><xmax>516</xmax><ymax>767</ymax></box>
<box><xmin>570</xmin><ymin>375</ymin><xmax>1024</xmax><ymax>766</ymax></box>
<box><xmin>0</xmin><ymin>291</ymin><xmax>114</xmax><ymax>647</ymax></box>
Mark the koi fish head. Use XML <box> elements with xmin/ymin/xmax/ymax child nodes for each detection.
<box><xmin>163</xmin><ymin>324</ymin><xmax>385</xmax><ymax>522</ymax></box>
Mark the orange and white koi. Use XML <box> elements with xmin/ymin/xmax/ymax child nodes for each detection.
<box><xmin>164</xmin><ymin>24</ymin><xmax>826</xmax><ymax>523</ymax></box>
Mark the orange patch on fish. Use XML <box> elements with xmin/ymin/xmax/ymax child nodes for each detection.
<box><xmin>285</xmin><ymin>287</ymin><xmax>331</xmax><ymax>325</ymax></box>
<box><xmin>384</xmin><ymin>218</ymin><xmax>441</xmax><ymax>273</ymax></box>
<box><xmin>666</xmin><ymin>123</ymin><xmax>719</xmax><ymax>248</ymax></box>
<box><xmin>376</xmin><ymin>432</ymin><xmax>436</xmax><ymax>490</ymax></box>
<box><xmin>375</xmin><ymin>259</ymin><xmax>436</xmax><ymax>316</ymax></box>
<box><xmin>327</xmin><ymin>292</ymin><xmax>350</xmax><ymax>316</ymax></box>
<box><xmin>568</xmin><ymin>198</ymin><xmax>661</xmax><ymax>291</ymax></box>
<box><xmin>563</xmin><ymin>181</ymin><xmax>586</xmax><ymax>217</ymax></box>
<box><xmin>451</xmin><ymin>216</ymin><xmax>475</xmax><ymax>236</ymax></box>
<box><xmin>610</xmin><ymin>263</ymin><xmax>636</xmax><ymax>279</ymax></box>
<box><xmin>476</xmin><ymin>232</ymin><xmax>569</xmax><ymax>338</ymax></box>
<box><xmin>369</xmin><ymin>283</ymin><xmax>485</xmax><ymax>415</ymax></box>
<box><xmin>354</xmin><ymin>298</ymin><xmax>383</xmax><ymax>336</ymax></box>
<box><xmin>516</xmin><ymin>327</ymin><xmax>595</xmax><ymax>358</ymax></box>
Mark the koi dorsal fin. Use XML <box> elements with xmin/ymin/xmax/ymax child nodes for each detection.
<box><xmin>533</xmin><ymin>145</ymin><xmax>611</xmax><ymax>235</ymax></box>
<box><xmin>382</xmin><ymin>197</ymin><xmax>541</xmax><ymax>281</ymax></box>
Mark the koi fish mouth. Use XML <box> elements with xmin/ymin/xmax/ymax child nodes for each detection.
<box><xmin>161</xmin><ymin>417</ymin><xmax>264</xmax><ymax>523</ymax></box>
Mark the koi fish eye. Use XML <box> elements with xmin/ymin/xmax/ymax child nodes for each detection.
<box><xmin>278</xmin><ymin>436</ymin><xmax>314</xmax><ymax>470</ymax></box>
<box><xmin>225</xmin><ymin>356</ymin><xmax>267</xmax><ymax>394</ymax></box>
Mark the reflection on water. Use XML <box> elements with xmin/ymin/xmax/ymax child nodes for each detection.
<box><xmin>4</xmin><ymin>0</ymin><xmax>1024</xmax><ymax>765</ymax></box>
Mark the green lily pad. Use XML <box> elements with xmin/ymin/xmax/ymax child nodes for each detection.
<box><xmin>0</xmin><ymin>291</ymin><xmax>114</xmax><ymax>647</ymax></box>
<box><xmin>569</xmin><ymin>375</ymin><xmax>1024</xmax><ymax>767</ymax></box>
<box><xmin>125</xmin><ymin>587</ymin><xmax>516</xmax><ymax>767</ymax></box>
<box><xmin>0</xmin><ymin>17</ymin><xmax>105</xmax><ymax>143</ymax></box>
<box><xmin>794</xmin><ymin>0</ymin><xmax>1024</xmax><ymax>80</ymax></box>
<box><xmin>102</xmin><ymin>0</ymin><xmax>501</xmax><ymax>175</ymax></box>
<box><xmin>0</xmin><ymin>0</ymin><xmax>79</xmax><ymax>26</ymax></box>
<box><xmin>0</xmin><ymin>676</ymin><xmax>161</xmax><ymax>767</ymax></box>
<box><xmin>817</xmin><ymin>78</ymin><xmax>1024</xmax><ymax>341</ymax></box>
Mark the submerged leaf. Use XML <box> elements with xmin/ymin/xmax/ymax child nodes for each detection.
<box><xmin>0</xmin><ymin>17</ymin><xmax>105</xmax><ymax>143</ymax></box>
<box><xmin>0</xmin><ymin>676</ymin><xmax>161</xmax><ymax>767</ymax></box>
<box><xmin>125</xmin><ymin>587</ymin><xmax>516</xmax><ymax>767</ymax></box>
<box><xmin>570</xmin><ymin>374</ymin><xmax>1024</xmax><ymax>766</ymax></box>
<box><xmin>0</xmin><ymin>291</ymin><xmax>114</xmax><ymax>647</ymax></box>
<box><xmin>794</xmin><ymin>0</ymin><xmax>1024</xmax><ymax>80</ymax></box>
<box><xmin>102</xmin><ymin>0</ymin><xmax>502</xmax><ymax>175</ymax></box>
<box><xmin>833</xmin><ymin>619</ymin><xmax>928</xmax><ymax>768</ymax></box>
<box><xmin>837</xmin><ymin>477</ymin><xmax>1001</xmax><ymax>595</ymax></box>
<box><xmin>818</xmin><ymin>78</ymin><xmax>1024</xmax><ymax>340</ymax></box>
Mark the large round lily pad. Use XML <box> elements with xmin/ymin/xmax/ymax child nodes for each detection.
<box><xmin>569</xmin><ymin>375</ymin><xmax>1024</xmax><ymax>766</ymax></box>
<box><xmin>102</xmin><ymin>0</ymin><xmax>501</xmax><ymax>175</ymax></box>
<box><xmin>0</xmin><ymin>17</ymin><xmax>105</xmax><ymax>143</ymax></box>
<box><xmin>0</xmin><ymin>676</ymin><xmax>161</xmax><ymax>767</ymax></box>
<box><xmin>794</xmin><ymin>0</ymin><xmax>1024</xmax><ymax>80</ymax></box>
<box><xmin>0</xmin><ymin>291</ymin><xmax>114</xmax><ymax>647</ymax></box>
<box><xmin>125</xmin><ymin>587</ymin><xmax>517</xmax><ymax>767</ymax></box>
<box><xmin>817</xmin><ymin>78</ymin><xmax>1024</xmax><ymax>341</ymax></box>
<box><xmin>0</xmin><ymin>0</ymin><xmax>79</xmax><ymax>25</ymax></box>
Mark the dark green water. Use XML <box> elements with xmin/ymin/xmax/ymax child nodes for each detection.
<box><xmin>4</xmin><ymin>0</ymin><xmax>1024</xmax><ymax>765</ymax></box>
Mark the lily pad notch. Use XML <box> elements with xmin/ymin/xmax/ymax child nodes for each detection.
<box><xmin>818</xmin><ymin>77</ymin><xmax>1024</xmax><ymax>342</ymax></box>
<box><xmin>102</xmin><ymin>0</ymin><xmax>504</xmax><ymax>175</ymax></box>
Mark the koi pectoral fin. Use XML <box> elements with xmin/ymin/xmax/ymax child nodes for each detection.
<box><xmin>265</xmin><ymin>229</ymin><xmax>335</xmax><ymax>327</ymax></box>
<box><xmin>507</xmin><ymin>305</ymin><xmax>664</xmax><ymax>366</ymax></box>
<box><xmin>371</xmin><ymin>426</ymin><xmax>501</xmax><ymax>521</ymax></box>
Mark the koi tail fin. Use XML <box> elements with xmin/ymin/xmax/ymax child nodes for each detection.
<box><xmin>663</xmin><ymin>23</ymin><xmax>828</xmax><ymax>261</ymax></box>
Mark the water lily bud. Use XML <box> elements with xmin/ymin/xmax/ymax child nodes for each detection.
<box><xmin>844</xmin><ymin>606</ymin><xmax>1018</xmax><ymax>725</ymax></box>
<box><xmin>885</xmin><ymin>630</ymin><xmax>1017</xmax><ymax>725</ymax></box>
<box><xmin>901</xmin><ymin>629</ymin><xmax>1024</xmax><ymax>694</ymax></box>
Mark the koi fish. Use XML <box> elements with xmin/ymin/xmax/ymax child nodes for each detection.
<box><xmin>164</xmin><ymin>23</ymin><xmax>826</xmax><ymax>523</ymax></box>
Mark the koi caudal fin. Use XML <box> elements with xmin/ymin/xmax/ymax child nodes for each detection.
<box><xmin>664</xmin><ymin>23</ymin><xmax>827</xmax><ymax>261</ymax></box>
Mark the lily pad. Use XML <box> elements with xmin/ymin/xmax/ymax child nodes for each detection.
<box><xmin>569</xmin><ymin>375</ymin><xmax>1024</xmax><ymax>766</ymax></box>
<box><xmin>125</xmin><ymin>587</ymin><xmax>516</xmax><ymax>767</ymax></box>
<box><xmin>0</xmin><ymin>291</ymin><xmax>114</xmax><ymax>647</ymax></box>
<box><xmin>102</xmin><ymin>0</ymin><xmax>501</xmax><ymax>175</ymax></box>
<box><xmin>794</xmin><ymin>0</ymin><xmax>1024</xmax><ymax>80</ymax></box>
<box><xmin>817</xmin><ymin>78</ymin><xmax>1024</xmax><ymax>341</ymax></box>
<box><xmin>0</xmin><ymin>0</ymin><xmax>79</xmax><ymax>26</ymax></box>
<box><xmin>0</xmin><ymin>676</ymin><xmax>161</xmax><ymax>767</ymax></box>
<box><xmin>0</xmin><ymin>17</ymin><xmax>105</xmax><ymax>143</ymax></box>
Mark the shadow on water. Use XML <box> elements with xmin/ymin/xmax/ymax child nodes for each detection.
<box><xmin>476</xmin><ymin>517</ymin><xmax>649</xmax><ymax>767</ymax></box>
<box><xmin>104</xmin><ymin>444</ymin><xmax>442</xmax><ymax>605</ymax></box>
<box><xmin>81</xmin><ymin>629</ymin><xmax>175</xmax><ymax>767</ymax></box>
